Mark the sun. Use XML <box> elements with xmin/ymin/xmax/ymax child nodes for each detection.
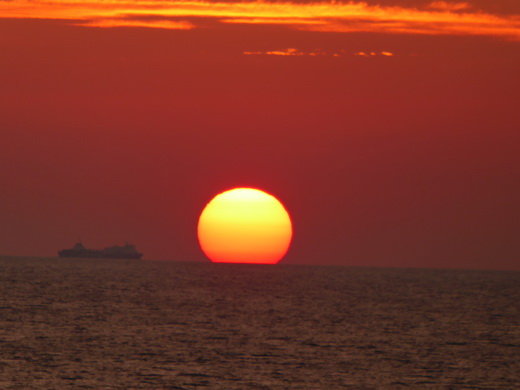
<box><xmin>197</xmin><ymin>188</ymin><xmax>293</xmax><ymax>264</ymax></box>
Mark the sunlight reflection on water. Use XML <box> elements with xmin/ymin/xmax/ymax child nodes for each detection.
<box><xmin>0</xmin><ymin>257</ymin><xmax>518</xmax><ymax>388</ymax></box>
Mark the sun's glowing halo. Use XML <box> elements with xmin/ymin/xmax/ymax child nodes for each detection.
<box><xmin>197</xmin><ymin>188</ymin><xmax>292</xmax><ymax>264</ymax></box>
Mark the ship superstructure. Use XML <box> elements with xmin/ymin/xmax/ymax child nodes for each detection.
<box><xmin>58</xmin><ymin>242</ymin><xmax>143</xmax><ymax>259</ymax></box>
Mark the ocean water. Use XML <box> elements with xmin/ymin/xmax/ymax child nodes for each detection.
<box><xmin>0</xmin><ymin>257</ymin><xmax>518</xmax><ymax>389</ymax></box>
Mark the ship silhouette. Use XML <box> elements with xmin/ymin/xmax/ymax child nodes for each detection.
<box><xmin>58</xmin><ymin>242</ymin><xmax>143</xmax><ymax>259</ymax></box>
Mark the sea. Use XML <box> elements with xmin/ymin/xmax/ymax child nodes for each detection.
<box><xmin>0</xmin><ymin>257</ymin><xmax>518</xmax><ymax>389</ymax></box>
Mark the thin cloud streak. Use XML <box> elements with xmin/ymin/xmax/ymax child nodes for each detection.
<box><xmin>1</xmin><ymin>0</ymin><xmax>519</xmax><ymax>39</ymax></box>
<box><xmin>245</xmin><ymin>48</ymin><xmax>327</xmax><ymax>56</ymax></box>
<box><xmin>244</xmin><ymin>48</ymin><xmax>396</xmax><ymax>57</ymax></box>
<box><xmin>83</xmin><ymin>18</ymin><xmax>194</xmax><ymax>29</ymax></box>
<box><xmin>428</xmin><ymin>2</ymin><xmax>472</xmax><ymax>11</ymax></box>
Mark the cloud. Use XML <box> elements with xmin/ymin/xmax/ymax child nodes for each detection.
<box><xmin>245</xmin><ymin>48</ymin><xmax>311</xmax><ymax>56</ymax></box>
<box><xmin>354</xmin><ymin>51</ymin><xmax>395</xmax><ymax>57</ymax></box>
<box><xmin>427</xmin><ymin>2</ymin><xmax>472</xmax><ymax>12</ymax></box>
<box><xmin>244</xmin><ymin>49</ymin><xmax>396</xmax><ymax>57</ymax></box>
<box><xmin>82</xmin><ymin>18</ymin><xmax>194</xmax><ymax>29</ymax></box>
<box><xmin>1</xmin><ymin>0</ymin><xmax>519</xmax><ymax>40</ymax></box>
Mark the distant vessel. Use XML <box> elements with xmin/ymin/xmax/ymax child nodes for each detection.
<box><xmin>58</xmin><ymin>242</ymin><xmax>143</xmax><ymax>259</ymax></box>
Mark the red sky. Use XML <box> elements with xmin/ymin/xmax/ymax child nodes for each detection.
<box><xmin>1</xmin><ymin>0</ymin><xmax>519</xmax><ymax>270</ymax></box>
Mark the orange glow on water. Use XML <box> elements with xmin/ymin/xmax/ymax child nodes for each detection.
<box><xmin>197</xmin><ymin>188</ymin><xmax>292</xmax><ymax>264</ymax></box>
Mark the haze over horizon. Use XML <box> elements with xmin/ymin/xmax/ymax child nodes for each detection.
<box><xmin>1</xmin><ymin>0</ymin><xmax>519</xmax><ymax>270</ymax></box>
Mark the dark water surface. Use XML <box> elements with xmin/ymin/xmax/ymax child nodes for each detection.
<box><xmin>0</xmin><ymin>257</ymin><xmax>518</xmax><ymax>389</ymax></box>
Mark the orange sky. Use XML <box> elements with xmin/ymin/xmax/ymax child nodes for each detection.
<box><xmin>0</xmin><ymin>1</ymin><xmax>519</xmax><ymax>269</ymax></box>
<box><xmin>2</xmin><ymin>0</ymin><xmax>520</xmax><ymax>39</ymax></box>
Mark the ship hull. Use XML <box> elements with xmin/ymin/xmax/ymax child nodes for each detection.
<box><xmin>58</xmin><ymin>243</ymin><xmax>143</xmax><ymax>259</ymax></box>
<box><xmin>58</xmin><ymin>250</ymin><xmax>143</xmax><ymax>259</ymax></box>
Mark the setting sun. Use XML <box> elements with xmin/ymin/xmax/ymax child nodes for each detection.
<box><xmin>197</xmin><ymin>188</ymin><xmax>292</xmax><ymax>264</ymax></box>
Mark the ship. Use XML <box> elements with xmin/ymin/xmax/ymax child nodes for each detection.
<box><xmin>58</xmin><ymin>242</ymin><xmax>143</xmax><ymax>259</ymax></box>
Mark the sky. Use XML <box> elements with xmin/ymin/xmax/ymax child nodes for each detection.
<box><xmin>1</xmin><ymin>0</ymin><xmax>519</xmax><ymax>270</ymax></box>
